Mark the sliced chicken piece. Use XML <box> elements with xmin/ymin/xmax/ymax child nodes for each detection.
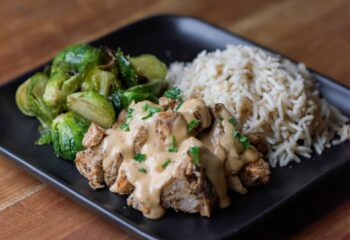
<box><xmin>112</xmin><ymin>168</ymin><xmax>134</xmax><ymax>195</ymax></box>
<box><xmin>75</xmin><ymin>147</ymin><xmax>104</xmax><ymax>190</ymax></box>
<box><xmin>239</xmin><ymin>159</ymin><xmax>271</xmax><ymax>187</ymax></box>
<box><xmin>247</xmin><ymin>133</ymin><xmax>269</xmax><ymax>155</ymax></box>
<box><xmin>156</xmin><ymin>111</ymin><xmax>189</xmax><ymax>145</ymax></box>
<box><xmin>200</xmin><ymin>103</ymin><xmax>270</xmax><ymax>194</ymax></box>
<box><xmin>177</xmin><ymin>98</ymin><xmax>212</xmax><ymax>136</ymax></box>
<box><xmin>134</xmin><ymin>126</ymin><xmax>148</xmax><ymax>153</ymax></box>
<box><xmin>104</xmin><ymin>152</ymin><xmax>123</xmax><ymax>187</ymax></box>
<box><xmin>127</xmin><ymin>148</ymin><xmax>217</xmax><ymax>218</ymax></box>
<box><xmin>159</xmin><ymin>96</ymin><xmax>178</xmax><ymax>110</ymax></box>
<box><xmin>82</xmin><ymin>122</ymin><xmax>105</xmax><ymax>148</ymax></box>
<box><xmin>161</xmin><ymin>171</ymin><xmax>216</xmax><ymax>217</ymax></box>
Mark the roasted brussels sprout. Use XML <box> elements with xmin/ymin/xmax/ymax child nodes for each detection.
<box><xmin>51</xmin><ymin>44</ymin><xmax>102</xmax><ymax>74</ymax></box>
<box><xmin>43</xmin><ymin>70</ymin><xmax>83</xmax><ymax>107</ymax></box>
<box><xmin>130</xmin><ymin>54</ymin><xmax>167</xmax><ymax>81</ymax></box>
<box><xmin>16</xmin><ymin>79</ymin><xmax>35</xmax><ymax>116</ymax></box>
<box><xmin>19</xmin><ymin>72</ymin><xmax>60</xmax><ymax>127</ymax></box>
<box><xmin>116</xmin><ymin>49</ymin><xmax>138</xmax><ymax>87</ymax></box>
<box><xmin>67</xmin><ymin>91</ymin><xmax>116</xmax><ymax>128</ymax></box>
<box><xmin>109</xmin><ymin>90</ymin><xmax>158</xmax><ymax>112</ymax></box>
<box><xmin>127</xmin><ymin>79</ymin><xmax>165</xmax><ymax>96</ymax></box>
<box><xmin>81</xmin><ymin>67</ymin><xmax>117</xmax><ymax>96</ymax></box>
<box><xmin>51</xmin><ymin>112</ymin><xmax>90</xmax><ymax>160</ymax></box>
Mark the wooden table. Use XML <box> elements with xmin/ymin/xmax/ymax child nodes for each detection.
<box><xmin>1</xmin><ymin>0</ymin><xmax>350</xmax><ymax>239</ymax></box>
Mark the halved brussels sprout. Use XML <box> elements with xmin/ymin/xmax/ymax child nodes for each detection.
<box><xmin>43</xmin><ymin>70</ymin><xmax>83</xmax><ymax>107</ymax></box>
<box><xmin>67</xmin><ymin>91</ymin><xmax>115</xmax><ymax>128</ymax></box>
<box><xmin>51</xmin><ymin>44</ymin><xmax>102</xmax><ymax>74</ymax></box>
<box><xmin>130</xmin><ymin>54</ymin><xmax>167</xmax><ymax>81</ymax></box>
<box><xmin>81</xmin><ymin>67</ymin><xmax>116</xmax><ymax>96</ymax></box>
<box><xmin>51</xmin><ymin>112</ymin><xmax>90</xmax><ymax>160</ymax></box>
<box><xmin>25</xmin><ymin>72</ymin><xmax>60</xmax><ymax>127</ymax></box>
<box><xmin>16</xmin><ymin>79</ymin><xmax>35</xmax><ymax>116</ymax></box>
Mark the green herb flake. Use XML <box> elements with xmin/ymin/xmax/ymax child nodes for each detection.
<box><xmin>119</xmin><ymin>123</ymin><xmax>130</xmax><ymax>132</ymax></box>
<box><xmin>138</xmin><ymin>167</ymin><xmax>147</xmax><ymax>174</ymax></box>
<box><xmin>126</xmin><ymin>108</ymin><xmax>134</xmax><ymax>121</ymax></box>
<box><xmin>168</xmin><ymin>136</ymin><xmax>178</xmax><ymax>153</ymax></box>
<box><xmin>188</xmin><ymin>146</ymin><xmax>200</xmax><ymax>166</ymax></box>
<box><xmin>134</xmin><ymin>153</ymin><xmax>146</xmax><ymax>163</ymax></box>
<box><xmin>164</xmin><ymin>87</ymin><xmax>183</xmax><ymax>100</ymax></box>
<box><xmin>228</xmin><ymin>117</ymin><xmax>237</xmax><ymax>126</ymax></box>
<box><xmin>119</xmin><ymin>108</ymin><xmax>134</xmax><ymax>132</ymax></box>
<box><xmin>232</xmin><ymin>130</ymin><xmax>251</xmax><ymax>149</ymax></box>
<box><xmin>175</xmin><ymin>99</ymin><xmax>184</xmax><ymax>111</ymax></box>
<box><xmin>142</xmin><ymin>103</ymin><xmax>161</xmax><ymax>120</ymax></box>
<box><xmin>161</xmin><ymin>159</ymin><xmax>171</xmax><ymax>169</ymax></box>
<box><xmin>188</xmin><ymin>119</ymin><xmax>200</xmax><ymax>133</ymax></box>
<box><xmin>219</xmin><ymin>116</ymin><xmax>224</xmax><ymax>122</ymax></box>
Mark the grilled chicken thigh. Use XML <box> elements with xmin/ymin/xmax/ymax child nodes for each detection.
<box><xmin>75</xmin><ymin>98</ymin><xmax>270</xmax><ymax>219</ymax></box>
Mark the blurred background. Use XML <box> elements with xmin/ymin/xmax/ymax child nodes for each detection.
<box><xmin>1</xmin><ymin>0</ymin><xmax>350</xmax><ymax>239</ymax></box>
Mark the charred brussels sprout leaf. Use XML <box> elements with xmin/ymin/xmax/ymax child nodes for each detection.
<box><xmin>67</xmin><ymin>91</ymin><xmax>116</xmax><ymax>128</ymax></box>
<box><xmin>51</xmin><ymin>44</ymin><xmax>102</xmax><ymax>74</ymax></box>
<box><xmin>81</xmin><ymin>67</ymin><xmax>116</xmax><ymax>96</ymax></box>
<box><xmin>130</xmin><ymin>54</ymin><xmax>167</xmax><ymax>81</ymax></box>
<box><xmin>51</xmin><ymin>112</ymin><xmax>90</xmax><ymax>160</ymax></box>
<box><xmin>35</xmin><ymin>126</ymin><xmax>52</xmax><ymax>145</ymax></box>
<box><xmin>108</xmin><ymin>91</ymin><xmax>123</xmax><ymax>115</ymax></box>
<box><xmin>25</xmin><ymin>72</ymin><xmax>60</xmax><ymax>127</ymax></box>
<box><xmin>116</xmin><ymin>49</ymin><xmax>138</xmax><ymax>87</ymax></box>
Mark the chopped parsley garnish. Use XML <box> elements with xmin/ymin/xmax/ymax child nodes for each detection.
<box><xmin>161</xmin><ymin>159</ymin><xmax>171</xmax><ymax>169</ymax></box>
<box><xmin>188</xmin><ymin>146</ymin><xmax>200</xmax><ymax>166</ymax></box>
<box><xmin>175</xmin><ymin>99</ymin><xmax>184</xmax><ymax>111</ymax></box>
<box><xmin>164</xmin><ymin>87</ymin><xmax>183</xmax><ymax>99</ymax></box>
<box><xmin>120</xmin><ymin>108</ymin><xmax>134</xmax><ymax>132</ymax></box>
<box><xmin>138</xmin><ymin>167</ymin><xmax>147</xmax><ymax>174</ymax></box>
<box><xmin>233</xmin><ymin>130</ymin><xmax>251</xmax><ymax>149</ymax></box>
<box><xmin>228</xmin><ymin>117</ymin><xmax>237</xmax><ymax>126</ymax></box>
<box><xmin>188</xmin><ymin>119</ymin><xmax>200</xmax><ymax>133</ymax></box>
<box><xmin>168</xmin><ymin>136</ymin><xmax>178</xmax><ymax>152</ymax></box>
<box><xmin>119</xmin><ymin>123</ymin><xmax>130</xmax><ymax>131</ymax></box>
<box><xmin>126</xmin><ymin>108</ymin><xmax>134</xmax><ymax>120</ymax></box>
<box><xmin>219</xmin><ymin>116</ymin><xmax>224</xmax><ymax>122</ymax></box>
<box><xmin>142</xmin><ymin>103</ymin><xmax>161</xmax><ymax>120</ymax></box>
<box><xmin>164</xmin><ymin>87</ymin><xmax>184</xmax><ymax>111</ymax></box>
<box><xmin>134</xmin><ymin>153</ymin><xmax>146</xmax><ymax>163</ymax></box>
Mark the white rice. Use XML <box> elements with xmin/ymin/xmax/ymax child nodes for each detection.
<box><xmin>166</xmin><ymin>45</ymin><xmax>350</xmax><ymax>167</ymax></box>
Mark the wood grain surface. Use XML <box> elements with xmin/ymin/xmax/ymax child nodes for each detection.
<box><xmin>1</xmin><ymin>0</ymin><xmax>350</xmax><ymax>239</ymax></box>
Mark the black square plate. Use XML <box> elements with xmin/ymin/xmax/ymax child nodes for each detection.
<box><xmin>1</xmin><ymin>15</ymin><xmax>350</xmax><ymax>240</ymax></box>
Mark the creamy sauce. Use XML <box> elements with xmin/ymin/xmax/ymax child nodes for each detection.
<box><xmin>200</xmin><ymin>106</ymin><xmax>260</xmax><ymax>193</ymax></box>
<box><xmin>99</xmin><ymin>99</ymin><xmax>260</xmax><ymax>219</ymax></box>
<box><xmin>178</xmin><ymin>98</ymin><xmax>212</xmax><ymax>130</ymax></box>
<box><xmin>101</xmin><ymin>101</ymin><xmax>226</xmax><ymax>219</ymax></box>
